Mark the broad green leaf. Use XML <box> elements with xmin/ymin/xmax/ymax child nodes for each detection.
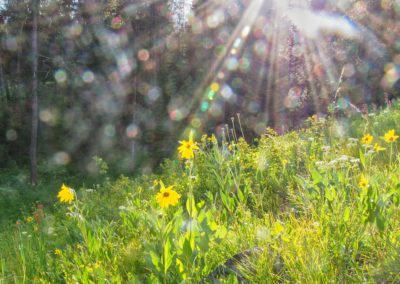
<box><xmin>150</xmin><ymin>251</ymin><xmax>160</xmax><ymax>271</ymax></box>
<box><xmin>326</xmin><ymin>187</ymin><xmax>336</xmax><ymax>202</ymax></box>
<box><xmin>186</xmin><ymin>194</ymin><xmax>197</xmax><ymax>218</ymax></box>
<box><xmin>310</xmin><ymin>167</ymin><xmax>322</xmax><ymax>185</ymax></box>
<box><xmin>343</xmin><ymin>207</ymin><xmax>350</xmax><ymax>222</ymax></box>
<box><xmin>163</xmin><ymin>239</ymin><xmax>173</xmax><ymax>274</ymax></box>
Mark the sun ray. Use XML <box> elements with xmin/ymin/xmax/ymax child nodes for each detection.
<box><xmin>178</xmin><ymin>0</ymin><xmax>264</xmax><ymax>133</ymax></box>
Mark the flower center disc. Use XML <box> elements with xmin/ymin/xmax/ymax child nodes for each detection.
<box><xmin>163</xmin><ymin>192</ymin><xmax>170</xmax><ymax>197</ymax></box>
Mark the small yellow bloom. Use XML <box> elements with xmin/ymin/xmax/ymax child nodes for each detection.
<box><xmin>54</xmin><ymin>249</ymin><xmax>62</xmax><ymax>256</ymax></box>
<box><xmin>359</xmin><ymin>175</ymin><xmax>369</xmax><ymax>190</ymax></box>
<box><xmin>361</xmin><ymin>133</ymin><xmax>373</xmax><ymax>145</ymax></box>
<box><xmin>57</xmin><ymin>184</ymin><xmax>75</xmax><ymax>204</ymax></box>
<box><xmin>383</xmin><ymin>129</ymin><xmax>399</xmax><ymax>143</ymax></box>
<box><xmin>26</xmin><ymin>216</ymin><xmax>34</xmax><ymax>223</ymax></box>
<box><xmin>156</xmin><ymin>181</ymin><xmax>180</xmax><ymax>209</ymax></box>
<box><xmin>373</xmin><ymin>143</ymin><xmax>386</xmax><ymax>152</ymax></box>
<box><xmin>177</xmin><ymin>135</ymin><xmax>199</xmax><ymax>159</ymax></box>
<box><xmin>272</xmin><ymin>222</ymin><xmax>284</xmax><ymax>235</ymax></box>
<box><xmin>208</xmin><ymin>134</ymin><xmax>217</xmax><ymax>144</ymax></box>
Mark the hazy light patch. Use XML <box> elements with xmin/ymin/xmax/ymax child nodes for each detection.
<box><xmin>225</xmin><ymin>57</ymin><xmax>239</xmax><ymax>71</ymax></box>
<box><xmin>138</xmin><ymin>49</ymin><xmax>150</xmax><ymax>61</ymax></box>
<box><xmin>111</xmin><ymin>15</ymin><xmax>123</xmax><ymax>30</ymax></box>
<box><xmin>253</xmin><ymin>40</ymin><xmax>268</xmax><ymax>57</ymax></box>
<box><xmin>275</xmin><ymin>0</ymin><xmax>290</xmax><ymax>13</ymax></box>
<box><xmin>6</xmin><ymin>129</ymin><xmax>17</xmax><ymax>141</ymax></box>
<box><xmin>209</xmin><ymin>102</ymin><xmax>223</xmax><ymax>118</ymax></box>
<box><xmin>53</xmin><ymin>152</ymin><xmax>71</xmax><ymax>165</ymax></box>
<box><xmin>287</xmin><ymin>9</ymin><xmax>358</xmax><ymax>39</ymax></box>
<box><xmin>190</xmin><ymin>118</ymin><xmax>202</xmax><ymax>128</ymax></box>
<box><xmin>284</xmin><ymin>87</ymin><xmax>304</xmax><ymax>109</ymax></box>
<box><xmin>82</xmin><ymin>70</ymin><xmax>95</xmax><ymax>83</ymax></box>
<box><xmin>343</xmin><ymin>63</ymin><xmax>356</xmax><ymax>78</ymax></box>
<box><xmin>147</xmin><ymin>86</ymin><xmax>161</xmax><ymax>102</ymax></box>
<box><xmin>104</xmin><ymin>124</ymin><xmax>116</xmax><ymax>138</ymax></box>
<box><xmin>221</xmin><ymin>84</ymin><xmax>236</xmax><ymax>102</ymax></box>
<box><xmin>39</xmin><ymin>109</ymin><xmax>58</xmax><ymax>126</ymax></box>
<box><xmin>117</xmin><ymin>53</ymin><xmax>134</xmax><ymax>77</ymax></box>
<box><xmin>239</xmin><ymin>57</ymin><xmax>251</xmax><ymax>73</ymax></box>
<box><xmin>54</xmin><ymin>69</ymin><xmax>67</xmax><ymax>84</ymax></box>
<box><xmin>207</xmin><ymin>9</ymin><xmax>225</xmax><ymax>29</ymax></box>
<box><xmin>5</xmin><ymin>36</ymin><xmax>18</xmax><ymax>51</ymax></box>
<box><xmin>65</xmin><ymin>23</ymin><xmax>82</xmax><ymax>39</ymax></box>
<box><xmin>200</xmin><ymin>101</ymin><xmax>209</xmax><ymax>112</ymax></box>
<box><xmin>207</xmin><ymin>90</ymin><xmax>216</xmax><ymax>100</ymax></box>
<box><xmin>168</xmin><ymin>0</ymin><xmax>193</xmax><ymax>31</ymax></box>
<box><xmin>241</xmin><ymin>25</ymin><xmax>251</xmax><ymax>37</ymax></box>
<box><xmin>126</xmin><ymin>124</ymin><xmax>139</xmax><ymax>138</ymax></box>
<box><xmin>381</xmin><ymin>63</ymin><xmax>399</xmax><ymax>90</ymax></box>
<box><xmin>210</xmin><ymin>82</ymin><xmax>220</xmax><ymax>92</ymax></box>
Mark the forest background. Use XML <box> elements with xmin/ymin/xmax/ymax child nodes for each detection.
<box><xmin>0</xmin><ymin>0</ymin><xmax>399</xmax><ymax>178</ymax></box>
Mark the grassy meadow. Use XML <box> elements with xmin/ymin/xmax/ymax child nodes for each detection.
<box><xmin>2</xmin><ymin>104</ymin><xmax>400</xmax><ymax>283</ymax></box>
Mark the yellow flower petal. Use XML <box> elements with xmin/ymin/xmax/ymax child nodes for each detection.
<box><xmin>177</xmin><ymin>137</ymin><xmax>198</xmax><ymax>159</ymax></box>
<box><xmin>383</xmin><ymin>129</ymin><xmax>399</xmax><ymax>143</ymax></box>
<box><xmin>156</xmin><ymin>182</ymin><xmax>180</xmax><ymax>209</ymax></box>
<box><xmin>57</xmin><ymin>184</ymin><xmax>75</xmax><ymax>204</ymax></box>
<box><xmin>361</xmin><ymin>133</ymin><xmax>373</xmax><ymax>145</ymax></box>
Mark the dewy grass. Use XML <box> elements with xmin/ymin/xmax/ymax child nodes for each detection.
<box><xmin>2</xmin><ymin>103</ymin><xmax>400</xmax><ymax>282</ymax></box>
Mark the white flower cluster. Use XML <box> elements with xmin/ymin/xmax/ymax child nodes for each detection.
<box><xmin>315</xmin><ymin>155</ymin><xmax>360</xmax><ymax>170</ymax></box>
<box><xmin>168</xmin><ymin>0</ymin><xmax>193</xmax><ymax>32</ymax></box>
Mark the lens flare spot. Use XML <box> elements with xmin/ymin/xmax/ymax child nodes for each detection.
<box><xmin>210</xmin><ymin>82</ymin><xmax>220</xmax><ymax>92</ymax></box>
<box><xmin>39</xmin><ymin>109</ymin><xmax>57</xmax><ymax>126</ymax></box>
<box><xmin>54</xmin><ymin>69</ymin><xmax>67</xmax><ymax>84</ymax></box>
<box><xmin>111</xmin><ymin>15</ymin><xmax>123</xmax><ymax>30</ymax></box>
<box><xmin>191</xmin><ymin>118</ymin><xmax>201</xmax><ymax>128</ymax></box>
<box><xmin>82</xmin><ymin>70</ymin><xmax>95</xmax><ymax>83</ymax></box>
<box><xmin>6</xmin><ymin>129</ymin><xmax>17</xmax><ymax>141</ymax></box>
<box><xmin>126</xmin><ymin>124</ymin><xmax>139</xmax><ymax>138</ymax></box>
<box><xmin>138</xmin><ymin>49</ymin><xmax>150</xmax><ymax>61</ymax></box>
<box><xmin>208</xmin><ymin>90</ymin><xmax>216</xmax><ymax>100</ymax></box>
<box><xmin>201</xmin><ymin>101</ymin><xmax>209</xmax><ymax>112</ymax></box>
<box><xmin>104</xmin><ymin>124</ymin><xmax>116</xmax><ymax>137</ymax></box>
<box><xmin>53</xmin><ymin>152</ymin><xmax>71</xmax><ymax>165</ymax></box>
<box><xmin>226</xmin><ymin>57</ymin><xmax>239</xmax><ymax>71</ymax></box>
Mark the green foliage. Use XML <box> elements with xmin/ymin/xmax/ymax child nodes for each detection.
<box><xmin>3</xmin><ymin>105</ymin><xmax>400</xmax><ymax>282</ymax></box>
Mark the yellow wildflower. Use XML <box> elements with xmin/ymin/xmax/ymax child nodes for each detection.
<box><xmin>177</xmin><ymin>135</ymin><xmax>198</xmax><ymax>159</ymax></box>
<box><xmin>373</xmin><ymin>143</ymin><xmax>386</xmax><ymax>152</ymax></box>
<box><xmin>208</xmin><ymin>134</ymin><xmax>217</xmax><ymax>144</ymax></box>
<box><xmin>54</xmin><ymin>249</ymin><xmax>62</xmax><ymax>256</ymax></box>
<box><xmin>156</xmin><ymin>181</ymin><xmax>180</xmax><ymax>209</ymax></box>
<box><xmin>57</xmin><ymin>184</ymin><xmax>75</xmax><ymax>204</ymax></box>
<box><xmin>383</xmin><ymin>129</ymin><xmax>399</xmax><ymax>143</ymax></box>
<box><xmin>26</xmin><ymin>216</ymin><xmax>34</xmax><ymax>223</ymax></box>
<box><xmin>361</xmin><ymin>133</ymin><xmax>373</xmax><ymax>145</ymax></box>
<box><xmin>272</xmin><ymin>222</ymin><xmax>284</xmax><ymax>235</ymax></box>
<box><xmin>358</xmin><ymin>175</ymin><xmax>369</xmax><ymax>190</ymax></box>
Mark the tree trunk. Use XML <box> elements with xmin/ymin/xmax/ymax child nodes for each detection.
<box><xmin>30</xmin><ymin>0</ymin><xmax>39</xmax><ymax>185</ymax></box>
